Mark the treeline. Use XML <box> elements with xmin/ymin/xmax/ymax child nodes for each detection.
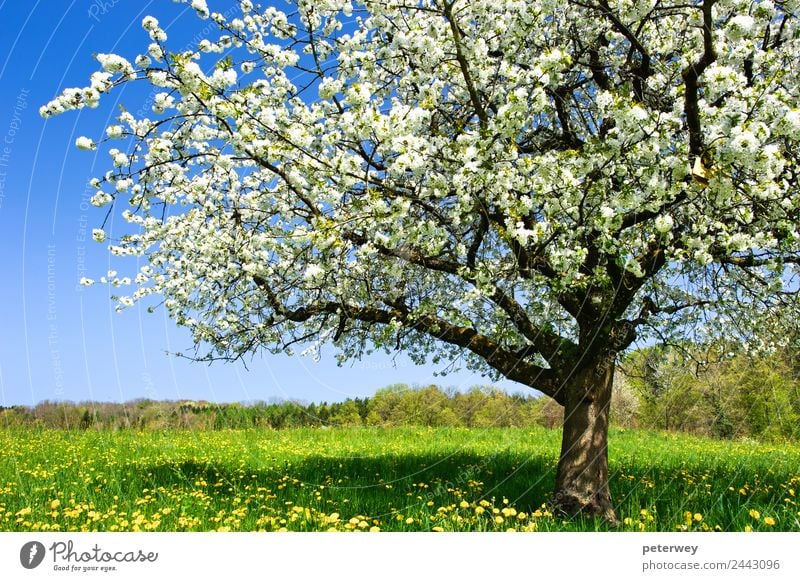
<box><xmin>0</xmin><ymin>385</ymin><xmax>552</xmax><ymax>432</ymax></box>
<box><xmin>2</xmin><ymin>348</ymin><xmax>798</xmax><ymax>440</ymax></box>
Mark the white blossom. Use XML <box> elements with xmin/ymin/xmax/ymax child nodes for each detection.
<box><xmin>654</xmin><ymin>214</ymin><xmax>674</xmax><ymax>234</ymax></box>
<box><xmin>142</xmin><ymin>16</ymin><xmax>159</xmax><ymax>31</ymax></box>
<box><xmin>90</xmin><ymin>192</ymin><xmax>113</xmax><ymax>207</ymax></box>
<box><xmin>96</xmin><ymin>53</ymin><xmax>133</xmax><ymax>75</ymax></box>
<box><xmin>149</xmin><ymin>71</ymin><xmax>171</xmax><ymax>87</ymax></box>
<box><xmin>153</xmin><ymin>92</ymin><xmax>175</xmax><ymax>113</ymax></box>
<box><xmin>110</xmin><ymin>149</ymin><xmax>129</xmax><ymax>167</ymax></box>
<box><xmin>303</xmin><ymin>263</ymin><xmax>324</xmax><ymax>281</ymax></box>
<box><xmin>191</xmin><ymin>0</ymin><xmax>209</xmax><ymax>18</ymax></box>
<box><xmin>75</xmin><ymin>136</ymin><xmax>95</xmax><ymax>150</ymax></box>
<box><xmin>727</xmin><ymin>15</ymin><xmax>755</xmax><ymax>40</ymax></box>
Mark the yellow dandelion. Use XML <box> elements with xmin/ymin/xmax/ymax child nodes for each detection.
<box><xmin>693</xmin><ymin>513</ymin><xmax>703</xmax><ymax>522</ymax></box>
<box><xmin>459</xmin><ymin>500</ymin><xmax>470</xmax><ymax>509</ymax></box>
<box><xmin>405</xmin><ymin>517</ymin><xmax>414</xmax><ymax>525</ymax></box>
<box><xmin>744</xmin><ymin>525</ymin><xmax>753</xmax><ymax>532</ymax></box>
<box><xmin>763</xmin><ymin>517</ymin><xmax>776</xmax><ymax>526</ymax></box>
<box><xmin>50</xmin><ymin>500</ymin><xmax>61</xmax><ymax>510</ymax></box>
<box><xmin>432</xmin><ymin>526</ymin><xmax>444</xmax><ymax>532</ymax></box>
<box><xmin>748</xmin><ymin>509</ymin><xmax>760</xmax><ymax>520</ymax></box>
<box><xmin>494</xmin><ymin>516</ymin><xmax>504</xmax><ymax>524</ymax></box>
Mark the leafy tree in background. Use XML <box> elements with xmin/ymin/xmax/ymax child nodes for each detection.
<box><xmin>330</xmin><ymin>398</ymin><xmax>363</xmax><ymax>426</ymax></box>
<box><xmin>623</xmin><ymin>346</ymin><xmax>800</xmax><ymax>439</ymax></box>
<box><xmin>43</xmin><ymin>0</ymin><xmax>800</xmax><ymax>521</ymax></box>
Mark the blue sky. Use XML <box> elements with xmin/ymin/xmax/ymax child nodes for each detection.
<box><xmin>0</xmin><ymin>0</ymin><xmax>524</xmax><ymax>406</ymax></box>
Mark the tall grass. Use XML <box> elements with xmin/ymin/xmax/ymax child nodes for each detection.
<box><xmin>0</xmin><ymin>427</ymin><xmax>797</xmax><ymax>532</ymax></box>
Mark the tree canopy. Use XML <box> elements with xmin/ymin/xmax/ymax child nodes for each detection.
<box><xmin>43</xmin><ymin>0</ymin><xmax>800</xmax><ymax>520</ymax></box>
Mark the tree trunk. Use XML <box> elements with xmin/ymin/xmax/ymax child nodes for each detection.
<box><xmin>553</xmin><ymin>355</ymin><xmax>618</xmax><ymax>524</ymax></box>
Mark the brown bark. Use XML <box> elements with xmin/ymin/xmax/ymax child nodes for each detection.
<box><xmin>552</xmin><ymin>354</ymin><xmax>618</xmax><ymax>524</ymax></box>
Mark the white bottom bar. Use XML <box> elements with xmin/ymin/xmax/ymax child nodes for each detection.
<box><xmin>1</xmin><ymin>532</ymin><xmax>797</xmax><ymax>580</ymax></box>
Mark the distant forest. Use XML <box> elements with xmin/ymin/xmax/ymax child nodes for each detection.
<box><xmin>2</xmin><ymin>347</ymin><xmax>799</xmax><ymax>441</ymax></box>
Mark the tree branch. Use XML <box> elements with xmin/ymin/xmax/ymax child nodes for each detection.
<box><xmin>342</xmin><ymin>230</ymin><xmax>575</xmax><ymax>362</ymax></box>
<box><xmin>252</xmin><ymin>274</ymin><xmax>564</xmax><ymax>402</ymax></box>
<box><xmin>681</xmin><ymin>0</ymin><xmax>717</xmax><ymax>158</ymax></box>
<box><xmin>443</xmin><ymin>1</ymin><xmax>488</xmax><ymax>128</ymax></box>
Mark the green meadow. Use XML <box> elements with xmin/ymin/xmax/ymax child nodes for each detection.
<box><xmin>1</xmin><ymin>427</ymin><xmax>797</xmax><ymax>532</ymax></box>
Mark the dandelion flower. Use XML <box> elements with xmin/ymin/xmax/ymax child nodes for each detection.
<box><xmin>763</xmin><ymin>517</ymin><xmax>776</xmax><ymax>526</ymax></box>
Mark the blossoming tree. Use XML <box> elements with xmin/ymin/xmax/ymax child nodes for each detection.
<box><xmin>43</xmin><ymin>0</ymin><xmax>800</xmax><ymax>521</ymax></box>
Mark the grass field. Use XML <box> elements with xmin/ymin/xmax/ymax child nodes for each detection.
<box><xmin>0</xmin><ymin>426</ymin><xmax>798</xmax><ymax>532</ymax></box>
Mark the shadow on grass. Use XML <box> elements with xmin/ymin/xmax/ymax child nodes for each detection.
<box><xmin>123</xmin><ymin>450</ymin><xmax>559</xmax><ymax>515</ymax></box>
